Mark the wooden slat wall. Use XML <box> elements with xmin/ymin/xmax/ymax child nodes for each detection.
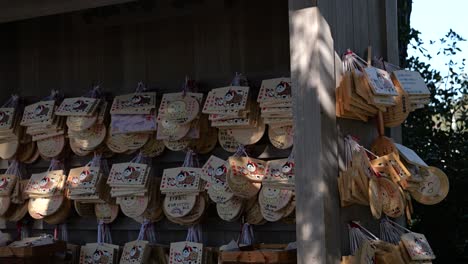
<box><xmin>0</xmin><ymin>0</ymin><xmax>137</xmax><ymax>24</ymax></box>
<box><xmin>1</xmin><ymin>0</ymin><xmax>296</xmax><ymax>247</ymax></box>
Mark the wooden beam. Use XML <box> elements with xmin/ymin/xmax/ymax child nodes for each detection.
<box><xmin>289</xmin><ymin>5</ymin><xmax>338</xmax><ymax>264</ymax></box>
<box><xmin>0</xmin><ymin>0</ymin><xmax>137</xmax><ymax>24</ymax></box>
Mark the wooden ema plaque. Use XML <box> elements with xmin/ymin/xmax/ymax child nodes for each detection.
<box><xmin>169</xmin><ymin>241</ymin><xmax>203</xmax><ymax>264</ymax></box>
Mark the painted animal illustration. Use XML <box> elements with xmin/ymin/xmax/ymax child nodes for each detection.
<box><xmin>376</xmin><ymin>71</ymin><xmax>394</xmax><ymax>92</ymax></box>
<box><xmin>223</xmin><ymin>89</ymin><xmax>244</xmax><ymax>107</ymax></box>
<box><xmin>275</xmin><ymin>81</ymin><xmax>292</xmax><ymax>98</ymax></box>
<box><xmin>175</xmin><ymin>171</ymin><xmax>196</xmax><ymax>186</ymax></box>
<box><xmin>76</xmin><ymin>169</ymin><xmax>93</xmax><ymax>184</ymax></box>
<box><xmin>130</xmin><ymin>94</ymin><xmax>152</xmax><ymax>106</ymax></box>
<box><xmin>280</xmin><ymin>161</ymin><xmax>295</xmax><ymax>179</ymax></box>
<box><xmin>128</xmin><ymin>245</ymin><xmax>142</xmax><ymax>260</ymax></box>
<box><xmin>34</xmin><ymin>176</ymin><xmax>54</xmax><ymax>191</ymax></box>
<box><xmin>213</xmin><ymin>165</ymin><xmax>227</xmax><ymax>184</ymax></box>
<box><xmin>0</xmin><ymin>177</ymin><xmax>9</xmax><ymax>189</ymax></box>
<box><xmin>122</xmin><ymin>166</ymin><xmax>141</xmax><ymax>180</ymax></box>
<box><xmin>174</xmin><ymin>245</ymin><xmax>200</xmax><ymax>264</ymax></box>
<box><xmin>91</xmin><ymin>249</ymin><xmax>110</xmax><ymax>264</ymax></box>
<box><xmin>72</xmin><ymin>99</ymin><xmax>89</xmax><ymax>111</ymax></box>
<box><xmin>244</xmin><ymin>161</ymin><xmax>265</xmax><ymax>177</ymax></box>
<box><xmin>33</xmin><ymin>105</ymin><xmax>50</xmax><ymax>117</ymax></box>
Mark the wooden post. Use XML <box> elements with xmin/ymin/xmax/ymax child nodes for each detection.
<box><xmin>384</xmin><ymin>0</ymin><xmax>402</xmax><ymax>143</ymax></box>
<box><xmin>289</xmin><ymin>5</ymin><xmax>340</xmax><ymax>264</ymax></box>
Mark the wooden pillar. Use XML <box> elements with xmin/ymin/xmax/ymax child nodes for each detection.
<box><xmin>289</xmin><ymin>4</ymin><xmax>340</xmax><ymax>264</ymax></box>
<box><xmin>384</xmin><ymin>0</ymin><xmax>402</xmax><ymax>143</ymax></box>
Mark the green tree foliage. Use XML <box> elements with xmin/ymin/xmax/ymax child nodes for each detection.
<box><xmin>402</xmin><ymin>28</ymin><xmax>468</xmax><ymax>262</ymax></box>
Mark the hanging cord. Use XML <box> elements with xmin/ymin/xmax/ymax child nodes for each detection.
<box><xmin>383</xmin><ymin>217</ymin><xmax>412</xmax><ymax>233</ymax></box>
<box><xmin>135</xmin><ymin>81</ymin><xmax>146</xmax><ymax>94</ymax></box>
<box><xmin>380</xmin><ymin>217</ymin><xmax>405</xmax><ymax>244</ymax></box>
<box><xmin>100</xmin><ymin>158</ymin><xmax>110</xmax><ymax>177</ymax></box>
<box><xmin>348</xmin><ymin>221</ymin><xmax>379</xmax><ymax>255</ymax></box>
<box><xmin>1</xmin><ymin>94</ymin><xmax>20</xmax><ymax>109</ymax></box>
<box><xmin>182</xmin><ymin>75</ymin><xmax>198</xmax><ymax>97</ymax></box>
<box><xmin>47</xmin><ymin>158</ymin><xmax>64</xmax><ymax>172</ymax></box>
<box><xmin>97</xmin><ymin>220</ymin><xmax>104</xmax><ymax>244</ymax></box>
<box><xmin>238</xmin><ymin>222</ymin><xmax>254</xmax><ymax>246</ymax></box>
<box><xmin>372</xmin><ymin>57</ymin><xmax>401</xmax><ymax>73</ymax></box>
<box><xmin>342</xmin><ymin>49</ymin><xmax>368</xmax><ymax>73</ymax></box>
<box><xmin>146</xmin><ymin>223</ymin><xmax>157</xmax><ymax>244</ymax></box>
<box><xmin>137</xmin><ymin>219</ymin><xmax>150</xmax><ymax>241</ymax></box>
<box><xmin>362</xmin><ymin>147</ymin><xmax>379</xmax><ymax>160</ymax></box>
<box><xmin>5</xmin><ymin>160</ymin><xmax>20</xmax><ymax>177</ymax></box>
<box><xmin>182</xmin><ymin>149</ymin><xmax>199</xmax><ymax>168</ymax></box>
<box><xmin>287</xmin><ymin>147</ymin><xmax>295</xmax><ymax>162</ymax></box>
<box><xmin>54</xmin><ymin>223</ymin><xmax>69</xmax><ymax>242</ymax></box>
<box><xmin>130</xmin><ymin>151</ymin><xmax>150</xmax><ymax>165</ymax></box>
<box><xmin>344</xmin><ymin>135</ymin><xmax>364</xmax><ymax>169</ymax></box>
<box><xmin>230</xmin><ymin>72</ymin><xmax>249</xmax><ymax>86</ymax></box>
<box><xmin>233</xmin><ymin>145</ymin><xmax>249</xmax><ymax>158</ymax></box>
<box><xmin>83</xmin><ymin>85</ymin><xmax>102</xmax><ymax>99</ymax></box>
<box><xmin>186</xmin><ymin>224</ymin><xmax>203</xmax><ymax>243</ymax></box>
<box><xmin>97</xmin><ymin>220</ymin><xmax>113</xmax><ymax>244</ymax></box>
<box><xmin>41</xmin><ymin>89</ymin><xmax>62</xmax><ymax>102</ymax></box>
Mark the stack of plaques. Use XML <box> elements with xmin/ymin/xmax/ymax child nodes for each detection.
<box><xmin>361</xmin><ymin>66</ymin><xmax>398</xmax><ymax>108</ymax></box>
<box><xmin>117</xmin><ymin>177</ymin><xmax>164</xmax><ymax>223</ymax></box>
<box><xmin>391</xmin><ymin>70</ymin><xmax>431</xmax><ymax>110</ymax></box>
<box><xmin>203</xmin><ymin>86</ymin><xmax>252</xmax><ymax>152</ymax></box>
<box><xmin>107</xmin><ymin>162</ymin><xmax>163</xmax><ymax>223</ymax></box>
<box><xmin>258</xmin><ymin>186</ymin><xmax>295</xmax><ymax>223</ymax></box>
<box><xmin>22</xmin><ymin>100</ymin><xmax>63</xmax><ymax>141</ymax></box>
<box><xmin>399</xmin><ymin>232</ymin><xmax>436</xmax><ymax>263</ymax></box>
<box><xmin>160</xmin><ymin>167</ymin><xmax>206</xmax><ymax>226</ymax></box>
<box><xmin>56</xmin><ymin>97</ymin><xmax>101</xmax><ymax>117</ymax></box>
<box><xmin>107</xmin><ymin>162</ymin><xmax>150</xmax><ymax>198</ymax></box>
<box><xmin>80</xmin><ymin>243</ymin><xmax>119</xmax><ymax>264</ymax></box>
<box><xmin>201</xmin><ymin>155</ymin><xmax>244</xmax><ymax>222</ymax></box>
<box><xmin>338</xmin><ymin>149</ymin><xmax>373</xmax><ymax>207</ymax></box>
<box><xmin>21</xmin><ymin>97</ymin><xmax>67</xmax><ymax>159</ymax></box>
<box><xmin>169</xmin><ymin>241</ymin><xmax>203</xmax><ymax>264</ymax></box>
<box><xmin>259</xmin><ymin>158</ymin><xmax>296</xmax><ymax>223</ymax></box>
<box><xmin>157</xmin><ymin>91</ymin><xmax>203</xmax><ymax>152</ymax></box>
<box><xmin>63</xmin><ymin>99</ymin><xmax>108</xmax><ymax>156</ymax></box>
<box><xmin>5</xmin><ymin>161</ymin><xmax>30</xmax><ymax>222</ymax></box>
<box><xmin>0</xmin><ymin>167</ymin><xmax>19</xmax><ymax>219</ymax></box>
<box><xmin>258</xmin><ymin>78</ymin><xmax>293</xmax><ymax>127</ymax></box>
<box><xmin>337</xmin><ymin>51</ymin><xmax>380</xmax><ymax>121</ymax></box>
<box><xmin>227</xmin><ymin>156</ymin><xmax>264</xmax><ymax>199</ymax></box>
<box><xmin>370</xmin><ymin>152</ymin><xmax>412</xmax><ymax>190</ymax></box>
<box><xmin>0</xmin><ymin>97</ymin><xmax>22</xmax><ymax>160</ymax></box>
<box><xmin>201</xmin><ymin>155</ymin><xmax>234</xmax><ymax>204</ymax></box>
<box><xmin>24</xmin><ymin>168</ymin><xmax>71</xmax><ymax>224</ymax></box>
<box><xmin>107</xmin><ymin>89</ymin><xmax>156</xmax><ymax>154</ymax></box>
<box><xmin>338</xmin><ymin>138</ymin><xmax>409</xmax><ymax>220</ymax></box>
<box><xmin>243</xmin><ymin>197</ymin><xmax>267</xmax><ymax>225</ymax></box>
<box><xmin>67</xmin><ymin>165</ymin><xmax>110</xmax><ymax>203</ymax></box>
<box><xmin>119</xmin><ymin>240</ymin><xmax>151</xmax><ymax>264</ymax></box>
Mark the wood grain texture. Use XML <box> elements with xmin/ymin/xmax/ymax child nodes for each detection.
<box><xmin>0</xmin><ymin>0</ymin><xmax>137</xmax><ymax>24</ymax></box>
<box><xmin>289</xmin><ymin>6</ymin><xmax>331</xmax><ymax>264</ymax></box>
